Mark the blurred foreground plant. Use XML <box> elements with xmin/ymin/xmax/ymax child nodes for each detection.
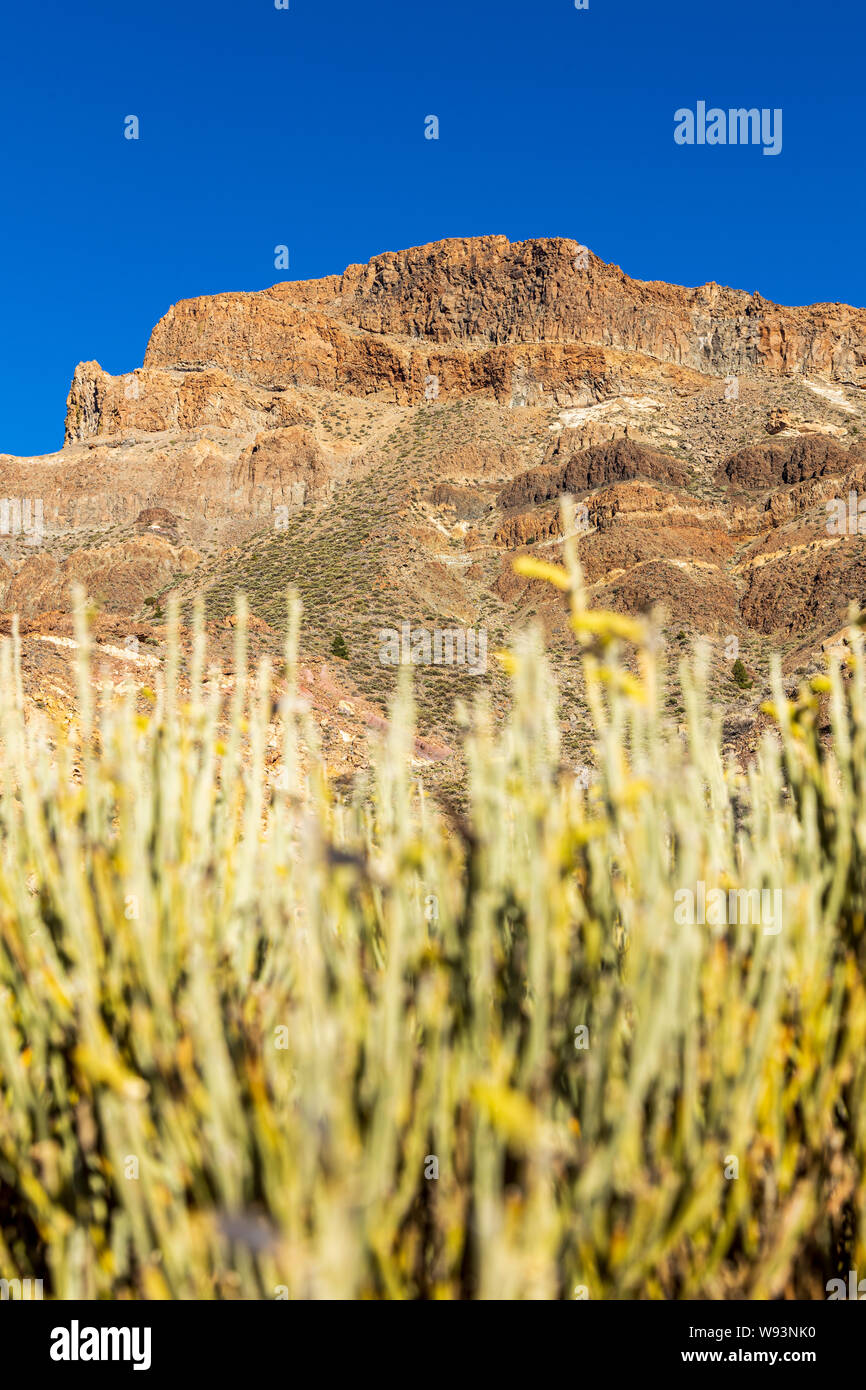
<box><xmin>1</xmin><ymin>554</ymin><xmax>865</xmax><ymax>1299</ymax></box>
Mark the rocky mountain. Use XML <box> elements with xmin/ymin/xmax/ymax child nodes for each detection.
<box><xmin>2</xmin><ymin>235</ymin><xmax>866</xmax><ymax>782</ymax></box>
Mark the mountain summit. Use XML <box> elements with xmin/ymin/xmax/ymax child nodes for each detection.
<box><xmin>2</xmin><ymin>235</ymin><xmax>865</xmax><ymax>771</ymax></box>
<box><xmin>67</xmin><ymin>235</ymin><xmax>866</xmax><ymax>445</ymax></box>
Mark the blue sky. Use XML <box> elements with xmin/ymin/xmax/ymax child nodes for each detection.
<box><xmin>1</xmin><ymin>0</ymin><xmax>863</xmax><ymax>455</ymax></box>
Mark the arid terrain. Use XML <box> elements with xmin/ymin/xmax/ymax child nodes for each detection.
<box><xmin>3</xmin><ymin>234</ymin><xmax>866</xmax><ymax>787</ymax></box>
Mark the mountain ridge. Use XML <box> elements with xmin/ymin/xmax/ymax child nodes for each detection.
<box><xmin>2</xmin><ymin>233</ymin><xmax>866</xmax><ymax>784</ymax></box>
<box><xmin>61</xmin><ymin>235</ymin><xmax>866</xmax><ymax>447</ymax></box>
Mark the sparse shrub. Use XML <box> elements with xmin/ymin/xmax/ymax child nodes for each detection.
<box><xmin>732</xmin><ymin>657</ymin><xmax>754</xmax><ymax>689</ymax></box>
<box><xmin>331</xmin><ymin>631</ymin><xmax>349</xmax><ymax>659</ymax></box>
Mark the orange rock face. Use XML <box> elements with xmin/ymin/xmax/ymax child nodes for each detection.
<box><xmin>63</xmin><ymin>236</ymin><xmax>866</xmax><ymax>447</ymax></box>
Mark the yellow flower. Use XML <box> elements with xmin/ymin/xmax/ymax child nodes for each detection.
<box><xmin>512</xmin><ymin>556</ymin><xmax>572</xmax><ymax>590</ymax></box>
<box><xmin>493</xmin><ymin>650</ymin><xmax>520</xmax><ymax>675</ymax></box>
<box><xmin>571</xmin><ymin>610</ymin><xmax>646</xmax><ymax>645</ymax></box>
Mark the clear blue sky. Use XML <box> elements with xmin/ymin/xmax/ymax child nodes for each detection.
<box><xmin>1</xmin><ymin>0</ymin><xmax>863</xmax><ymax>456</ymax></box>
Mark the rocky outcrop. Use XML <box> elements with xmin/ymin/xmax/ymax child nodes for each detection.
<box><xmin>135</xmin><ymin>507</ymin><xmax>179</xmax><ymax>536</ymax></box>
<box><xmin>585</xmin><ymin>481</ymin><xmax>718</xmax><ymax>532</ymax></box>
<box><xmin>590</xmin><ymin>560</ymin><xmax>740</xmax><ymax>633</ymax></box>
<box><xmin>232</xmin><ymin>427</ymin><xmax>333</xmax><ymax>515</ymax></box>
<box><xmin>65</xmin><ymin>362</ymin><xmax>316</xmax><ymax>444</ymax></box>
<box><xmin>493</xmin><ymin>506</ymin><xmax>561</xmax><ymax>549</ymax></box>
<box><xmin>147</xmin><ymin>236</ymin><xmax>866</xmax><ymax>377</ymax></box>
<box><xmin>0</xmin><ymin>422</ymin><xmax>331</xmax><ymax>548</ymax></box>
<box><xmin>498</xmin><ymin>440</ymin><xmax>689</xmax><ymax>509</ymax></box>
<box><xmin>430</xmin><ymin>482</ymin><xmax>490</xmax><ymax>519</ymax></box>
<box><xmin>4</xmin><ymin>536</ymin><xmax>201</xmax><ymax>620</ymax></box>
<box><xmin>738</xmin><ymin>541</ymin><xmax>866</xmax><ymax>637</ymax></box>
<box><xmin>60</xmin><ymin>236</ymin><xmax>866</xmax><ymax>444</ymax></box>
<box><xmin>720</xmin><ymin>436</ymin><xmax>858</xmax><ymax>489</ymax></box>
